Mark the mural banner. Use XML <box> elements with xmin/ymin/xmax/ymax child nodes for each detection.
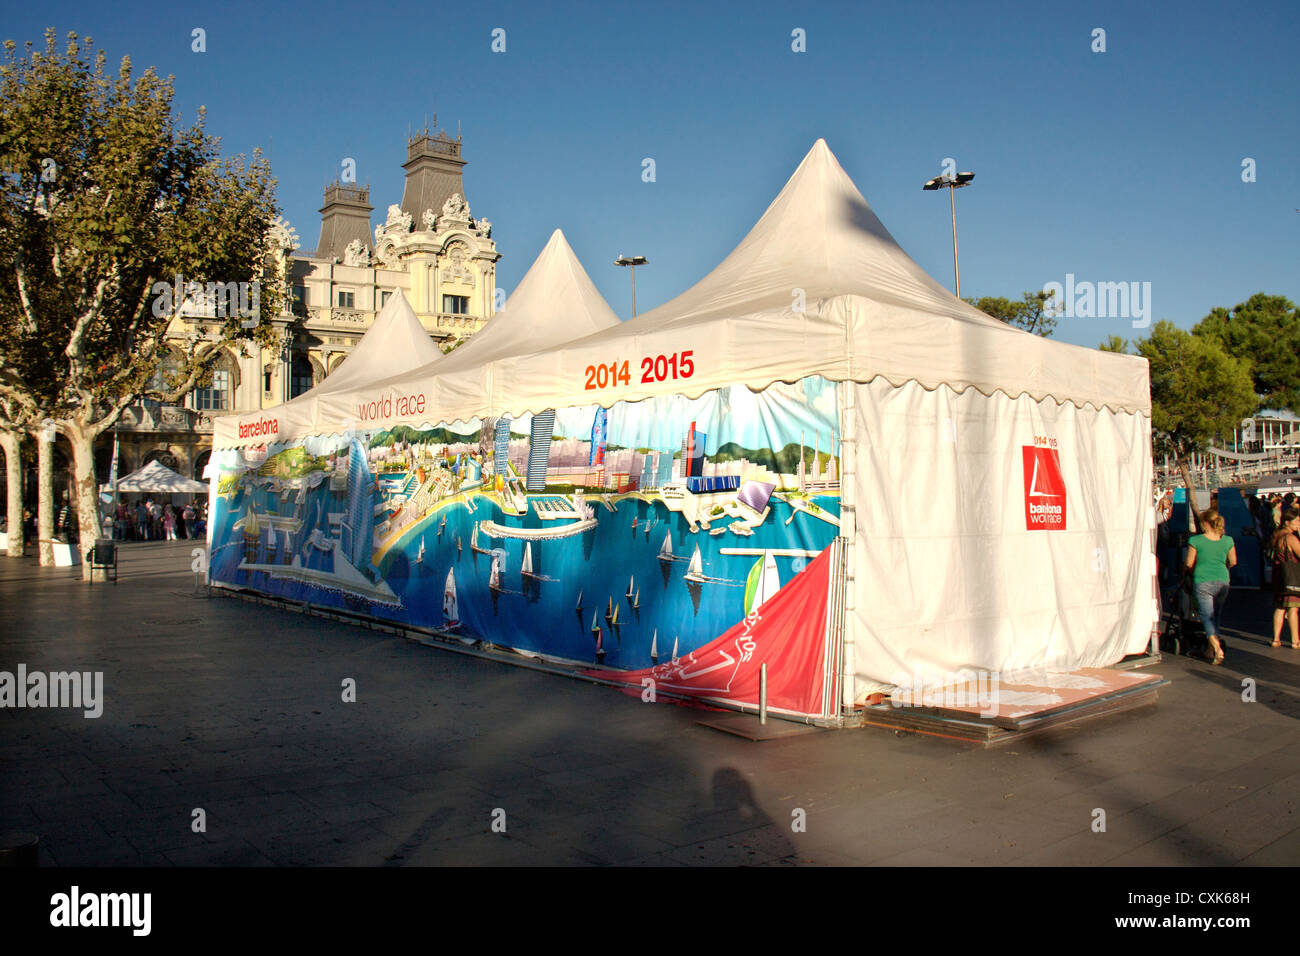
<box><xmin>208</xmin><ymin>376</ymin><xmax>844</xmax><ymax>716</ymax></box>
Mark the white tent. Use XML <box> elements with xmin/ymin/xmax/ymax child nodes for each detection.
<box><xmin>210</xmin><ymin>140</ymin><xmax>1157</xmax><ymax>709</ymax></box>
<box><xmin>102</xmin><ymin>459</ymin><xmax>209</xmax><ymax>493</ymax></box>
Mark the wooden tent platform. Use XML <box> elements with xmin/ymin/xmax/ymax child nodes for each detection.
<box><xmin>855</xmin><ymin>666</ymin><xmax>1168</xmax><ymax>746</ymax></box>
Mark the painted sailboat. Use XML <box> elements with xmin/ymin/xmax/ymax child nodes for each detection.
<box><xmin>576</xmin><ymin>588</ymin><xmax>584</xmax><ymax>611</ymax></box>
<box><xmin>489</xmin><ymin>553</ymin><xmax>502</xmax><ymax>591</ymax></box>
<box><xmin>632</xmin><ymin>588</ymin><xmax>640</xmax><ymax>610</ymax></box>
<box><xmin>743</xmin><ymin>550</ymin><xmax>781</xmax><ymax>615</ymax></box>
<box><xmin>595</xmin><ymin>628</ymin><xmax>605</xmax><ymax>662</ymax></box>
<box><xmin>416</xmin><ymin>537</ymin><xmax>426</xmax><ymax>564</ymax></box>
<box><xmin>605</xmin><ymin>596</ymin><xmax>614</xmax><ymax>621</ymax></box>
<box><xmin>443</xmin><ymin>567</ymin><xmax>459</xmax><ymax>627</ymax></box>
<box><xmin>671</xmin><ymin>635</ymin><xmax>679</xmax><ymax>662</ymax></box>
<box><xmin>521</xmin><ymin>542</ymin><xmax>537</xmax><ymax>579</ymax></box>
<box><xmin>657</xmin><ymin>530</ymin><xmax>674</xmax><ymax>563</ymax></box>
<box><xmin>610</xmin><ymin>602</ymin><xmax>619</xmax><ymax>626</ymax></box>
<box><xmin>264</xmin><ymin>519</ymin><xmax>277</xmax><ymax>554</ymax></box>
<box><xmin>590</xmin><ymin>609</ymin><xmax>600</xmax><ymax>635</ymax></box>
<box><xmin>439</xmin><ymin>514</ymin><xmax>447</xmax><ymax>536</ymax></box>
<box><xmin>625</xmin><ymin>575</ymin><xmax>635</xmax><ymax>599</ymax></box>
<box><xmin>650</xmin><ymin>629</ymin><xmax>658</xmax><ymax>664</ymax></box>
<box><xmin>684</xmin><ymin>544</ymin><xmax>707</xmax><ymax>583</ymax></box>
<box><xmin>457</xmin><ymin>535</ymin><xmax>463</xmax><ymax>553</ymax></box>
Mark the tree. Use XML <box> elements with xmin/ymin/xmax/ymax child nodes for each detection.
<box><xmin>1098</xmin><ymin>335</ymin><xmax>1130</xmax><ymax>354</ymax></box>
<box><xmin>1137</xmin><ymin>321</ymin><xmax>1256</xmax><ymax>526</ymax></box>
<box><xmin>1192</xmin><ymin>293</ymin><xmax>1300</xmax><ymax>414</ymax></box>
<box><xmin>0</xmin><ymin>30</ymin><xmax>285</xmax><ymax>573</ymax></box>
<box><xmin>966</xmin><ymin>291</ymin><xmax>1058</xmax><ymax>336</ymax></box>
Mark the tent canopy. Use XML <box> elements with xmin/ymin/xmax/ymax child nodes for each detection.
<box><xmin>219</xmin><ymin>139</ymin><xmax>1149</xmax><ymax>450</ymax></box>
<box><xmin>102</xmin><ymin>459</ymin><xmax>208</xmax><ymax>493</ymax></box>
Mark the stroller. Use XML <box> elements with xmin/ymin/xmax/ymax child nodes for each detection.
<box><xmin>1157</xmin><ymin>542</ymin><xmax>1214</xmax><ymax>659</ymax></box>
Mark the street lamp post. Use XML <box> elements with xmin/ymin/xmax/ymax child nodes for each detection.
<box><xmin>922</xmin><ymin>171</ymin><xmax>975</xmax><ymax>298</ymax></box>
<box><xmin>614</xmin><ymin>255</ymin><xmax>648</xmax><ymax>317</ymax></box>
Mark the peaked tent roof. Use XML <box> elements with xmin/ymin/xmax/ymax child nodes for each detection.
<box><xmin>439</xmin><ymin>228</ymin><xmax>621</xmax><ymax>368</ymax></box>
<box><xmin>215</xmin><ymin>288</ymin><xmax>441</xmax><ymax>446</ymax></box>
<box><xmin>101</xmin><ymin>458</ymin><xmax>209</xmax><ymax>493</ymax></box>
<box><xmin>308</xmin><ymin>229</ymin><xmax>622</xmax><ymax>435</ymax></box>
<box><xmin>308</xmin><ymin>287</ymin><xmax>443</xmax><ymax>394</ymax></box>
<box><xmin>217</xmin><ymin>140</ymin><xmax>1149</xmax><ymax>449</ymax></box>
<box><xmin>454</xmin><ymin>137</ymin><xmax>1149</xmax><ymax>419</ymax></box>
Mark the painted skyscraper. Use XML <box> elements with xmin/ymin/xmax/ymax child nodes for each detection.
<box><xmin>340</xmin><ymin>439</ymin><xmax>376</xmax><ymax>574</ymax></box>
<box><xmin>494</xmin><ymin>417</ymin><xmax>511</xmax><ymax>478</ymax></box>
<box><xmin>527</xmin><ymin>410</ymin><xmax>556</xmax><ymax>492</ymax></box>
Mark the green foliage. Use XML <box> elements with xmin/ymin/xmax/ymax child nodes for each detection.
<box><xmin>965</xmin><ymin>291</ymin><xmax>1058</xmax><ymax>337</ymax></box>
<box><xmin>0</xmin><ymin>29</ymin><xmax>286</xmax><ymax>436</ymax></box>
<box><xmin>1137</xmin><ymin>321</ymin><xmax>1256</xmax><ymax>459</ymax></box>
<box><xmin>1192</xmin><ymin>293</ymin><xmax>1300</xmax><ymax>414</ymax></box>
<box><xmin>1098</xmin><ymin>335</ymin><xmax>1130</xmax><ymax>354</ymax></box>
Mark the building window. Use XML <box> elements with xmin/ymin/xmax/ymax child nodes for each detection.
<box><xmin>338</xmin><ymin>290</ymin><xmax>355</xmax><ymax>308</ymax></box>
<box><xmin>379</xmin><ymin>290</ymin><xmax>392</xmax><ymax>307</ymax></box>
<box><xmin>194</xmin><ymin>368</ymin><xmax>230</xmax><ymax>411</ymax></box>
<box><xmin>292</xmin><ymin>285</ymin><xmax>308</xmax><ymax>317</ymax></box>
<box><xmin>263</xmin><ymin>367</ymin><xmax>273</xmax><ymax>393</ymax></box>
<box><xmin>291</xmin><ymin>354</ymin><xmax>314</xmax><ymax>398</ymax></box>
<box><xmin>443</xmin><ymin>294</ymin><xmax>469</xmax><ymax>315</ymax></box>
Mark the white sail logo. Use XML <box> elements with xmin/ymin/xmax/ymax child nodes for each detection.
<box><xmin>1028</xmin><ymin>457</ymin><xmax>1062</xmax><ymax>498</ymax></box>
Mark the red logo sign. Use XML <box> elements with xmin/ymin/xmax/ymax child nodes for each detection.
<box><xmin>1023</xmin><ymin>446</ymin><xmax>1067</xmax><ymax>530</ymax></box>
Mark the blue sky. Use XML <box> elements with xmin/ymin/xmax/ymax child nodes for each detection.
<box><xmin>8</xmin><ymin>0</ymin><xmax>1298</xmax><ymax>347</ymax></box>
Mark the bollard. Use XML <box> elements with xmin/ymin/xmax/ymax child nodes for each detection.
<box><xmin>760</xmin><ymin>662</ymin><xmax>767</xmax><ymax>725</ymax></box>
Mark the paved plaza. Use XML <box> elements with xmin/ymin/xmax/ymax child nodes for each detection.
<box><xmin>1</xmin><ymin>540</ymin><xmax>1297</xmax><ymax>866</ymax></box>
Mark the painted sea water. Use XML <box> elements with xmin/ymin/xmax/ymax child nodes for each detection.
<box><xmin>211</xmin><ymin>483</ymin><xmax>838</xmax><ymax>668</ymax></box>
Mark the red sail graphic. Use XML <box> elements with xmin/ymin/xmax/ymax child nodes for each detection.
<box><xmin>585</xmin><ymin>547</ymin><xmax>833</xmax><ymax>716</ymax></box>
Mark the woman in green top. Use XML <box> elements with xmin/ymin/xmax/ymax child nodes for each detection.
<box><xmin>1185</xmin><ymin>508</ymin><xmax>1236</xmax><ymax>665</ymax></box>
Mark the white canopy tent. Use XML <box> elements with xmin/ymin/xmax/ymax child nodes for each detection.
<box><xmin>211</xmin><ymin>140</ymin><xmax>1157</xmax><ymax>707</ymax></box>
<box><xmin>101</xmin><ymin>459</ymin><xmax>209</xmax><ymax>493</ymax></box>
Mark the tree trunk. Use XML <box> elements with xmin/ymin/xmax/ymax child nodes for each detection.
<box><xmin>1177</xmin><ymin>455</ymin><xmax>1201</xmax><ymax>534</ymax></box>
<box><xmin>38</xmin><ymin>432</ymin><xmax>54</xmax><ymax>566</ymax></box>
<box><xmin>68</xmin><ymin>423</ymin><xmax>103</xmax><ymax>581</ymax></box>
<box><xmin>1</xmin><ymin>429</ymin><xmax>23</xmax><ymax>557</ymax></box>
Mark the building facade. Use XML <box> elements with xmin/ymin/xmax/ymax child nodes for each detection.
<box><xmin>100</xmin><ymin>127</ymin><xmax>500</xmax><ymax>485</ymax></box>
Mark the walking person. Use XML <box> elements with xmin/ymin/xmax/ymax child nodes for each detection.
<box><xmin>163</xmin><ymin>503</ymin><xmax>177</xmax><ymax>541</ymax></box>
<box><xmin>1270</xmin><ymin>508</ymin><xmax>1300</xmax><ymax>649</ymax></box>
<box><xmin>1185</xmin><ymin>508</ymin><xmax>1236</xmax><ymax>665</ymax></box>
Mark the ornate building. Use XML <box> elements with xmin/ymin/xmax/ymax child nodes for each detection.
<box><xmin>102</xmin><ymin>127</ymin><xmax>500</xmax><ymax>484</ymax></box>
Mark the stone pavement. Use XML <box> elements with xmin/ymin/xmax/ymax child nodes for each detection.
<box><xmin>0</xmin><ymin>540</ymin><xmax>1296</xmax><ymax>866</ymax></box>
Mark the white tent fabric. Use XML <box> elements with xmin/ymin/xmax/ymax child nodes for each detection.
<box><xmin>101</xmin><ymin>459</ymin><xmax>209</xmax><ymax>493</ymax></box>
<box><xmin>842</xmin><ymin>378</ymin><xmax>1155</xmax><ymax>696</ymax></box>
<box><xmin>214</xmin><ymin>288</ymin><xmax>442</xmax><ymax>446</ymax></box>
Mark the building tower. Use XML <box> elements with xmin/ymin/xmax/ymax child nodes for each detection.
<box><xmin>400</xmin><ymin>128</ymin><xmax>468</xmax><ymax>226</ymax></box>
<box><xmin>315</xmin><ymin>183</ymin><xmax>374</xmax><ymax>260</ymax></box>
